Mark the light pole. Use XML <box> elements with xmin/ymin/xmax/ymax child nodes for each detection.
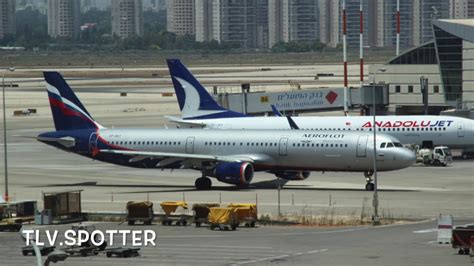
<box><xmin>371</xmin><ymin>67</ymin><xmax>385</xmax><ymax>226</ymax></box>
<box><xmin>2</xmin><ymin>67</ymin><xmax>15</xmax><ymax>202</ymax></box>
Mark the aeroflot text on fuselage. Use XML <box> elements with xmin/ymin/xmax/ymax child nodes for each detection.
<box><xmin>303</xmin><ymin>133</ymin><xmax>345</xmax><ymax>138</ymax></box>
<box><xmin>361</xmin><ymin>120</ymin><xmax>455</xmax><ymax>128</ymax></box>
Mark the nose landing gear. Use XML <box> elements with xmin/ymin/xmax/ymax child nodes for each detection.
<box><xmin>364</xmin><ymin>171</ymin><xmax>375</xmax><ymax>191</ymax></box>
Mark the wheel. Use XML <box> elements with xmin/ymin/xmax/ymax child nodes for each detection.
<box><xmin>195</xmin><ymin>177</ymin><xmax>212</xmax><ymax>190</ymax></box>
<box><xmin>231</xmin><ymin>224</ymin><xmax>237</xmax><ymax>231</ymax></box>
<box><xmin>365</xmin><ymin>183</ymin><xmax>375</xmax><ymax>191</ymax></box>
<box><xmin>459</xmin><ymin>249</ymin><xmax>465</xmax><ymax>255</ymax></box>
<box><xmin>195</xmin><ymin>222</ymin><xmax>201</xmax><ymax>227</ymax></box>
<box><xmin>167</xmin><ymin>220</ymin><xmax>172</xmax><ymax>226</ymax></box>
<box><xmin>106</xmin><ymin>252</ymin><xmax>112</xmax><ymax>257</ymax></box>
<box><xmin>128</xmin><ymin>220</ymin><xmax>135</xmax><ymax>225</ymax></box>
<box><xmin>209</xmin><ymin>224</ymin><xmax>215</xmax><ymax>230</ymax></box>
<box><xmin>161</xmin><ymin>220</ymin><xmax>166</xmax><ymax>226</ymax></box>
<box><xmin>182</xmin><ymin>220</ymin><xmax>187</xmax><ymax>226</ymax></box>
<box><xmin>22</xmin><ymin>250</ymin><xmax>28</xmax><ymax>256</ymax></box>
<box><xmin>250</xmin><ymin>221</ymin><xmax>256</xmax><ymax>227</ymax></box>
<box><xmin>464</xmin><ymin>248</ymin><xmax>470</xmax><ymax>255</ymax></box>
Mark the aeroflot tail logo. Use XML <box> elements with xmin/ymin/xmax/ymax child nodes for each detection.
<box><xmin>362</xmin><ymin>120</ymin><xmax>454</xmax><ymax>128</ymax></box>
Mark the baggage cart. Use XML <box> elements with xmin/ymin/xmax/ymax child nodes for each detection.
<box><xmin>160</xmin><ymin>201</ymin><xmax>190</xmax><ymax>226</ymax></box>
<box><xmin>105</xmin><ymin>247</ymin><xmax>140</xmax><ymax>258</ymax></box>
<box><xmin>126</xmin><ymin>201</ymin><xmax>154</xmax><ymax>225</ymax></box>
<box><xmin>452</xmin><ymin>225</ymin><xmax>474</xmax><ymax>255</ymax></box>
<box><xmin>192</xmin><ymin>203</ymin><xmax>219</xmax><ymax>227</ymax></box>
<box><xmin>208</xmin><ymin>207</ymin><xmax>239</xmax><ymax>231</ymax></box>
<box><xmin>62</xmin><ymin>246</ymin><xmax>99</xmax><ymax>257</ymax></box>
<box><xmin>228</xmin><ymin>203</ymin><xmax>257</xmax><ymax>227</ymax></box>
<box><xmin>22</xmin><ymin>246</ymin><xmax>55</xmax><ymax>256</ymax></box>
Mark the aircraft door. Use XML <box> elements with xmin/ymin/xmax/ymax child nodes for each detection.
<box><xmin>356</xmin><ymin>135</ymin><xmax>368</xmax><ymax>157</ymax></box>
<box><xmin>186</xmin><ymin>136</ymin><xmax>195</xmax><ymax>153</ymax></box>
<box><xmin>458</xmin><ymin>123</ymin><xmax>464</xmax><ymax>137</ymax></box>
<box><xmin>279</xmin><ymin>138</ymin><xmax>288</xmax><ymax>156</ymax></box>
<box><xmin>89</xmin><ymin>132</ymin><xmax>98</xmax><ymax>154</ymax></box>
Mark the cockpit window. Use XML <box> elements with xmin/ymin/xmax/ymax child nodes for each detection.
<box><xmin>394</xmin><ymin>142</ymin><xmax>403</xmax><ymax>147</ymax></box>
<box><xmin>380</xmin><ymin>143</ymin><xmax>386</xmax><ymax>148</ymax></box>
<box><xmin>386</xmin><ymin>142</ymin><xmax>394</xmax><ymax>148</ymax></box>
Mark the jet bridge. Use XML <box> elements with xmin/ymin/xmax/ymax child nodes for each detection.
<box><xmin>212</xmin><ymin>84</ymin><xmax>389</xmax><ymax>115</ymax></box>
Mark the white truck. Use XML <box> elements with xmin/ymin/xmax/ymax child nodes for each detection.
<box><xmin>416</xmin><ymin>146</ymin><xmax>453</xmax><ymax>166</ymax></box>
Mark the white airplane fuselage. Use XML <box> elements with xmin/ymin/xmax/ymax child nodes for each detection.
<box><xmin>177</xmin><ymin>115</ymin><xmax>474</xmax><ymax>149</ymax></box>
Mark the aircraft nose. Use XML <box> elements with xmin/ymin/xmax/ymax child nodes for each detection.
<box><xmin>401</xmin><ymin>149</ymin><xmax>416</xmax><ymax>167</ymax></box>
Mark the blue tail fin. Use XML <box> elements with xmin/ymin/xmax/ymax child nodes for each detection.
<box><xmin>166</xmin><ymin>59</ymin><xmax>248</xmax><ymax>119</ymax></box>
<box><xmin>44</xmin><ymin>72</ymin><xmax>102</xmax><ymax>131</ymax></box>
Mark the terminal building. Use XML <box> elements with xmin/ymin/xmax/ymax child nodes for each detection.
<box><xmin>370</xmin><ymin>19</ymin><xmax>474</xmax><ymax>115</ymax></box>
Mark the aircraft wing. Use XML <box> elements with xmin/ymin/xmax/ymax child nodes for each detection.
<box><xmin>165</xmin><ymin>116</ymin><xmax>206</xmax><ymax>128</ymax></box>
<box><xmin>99</xmin><ymin>149</ymin><xmax>264</xmax><ymax>168</ymax></box>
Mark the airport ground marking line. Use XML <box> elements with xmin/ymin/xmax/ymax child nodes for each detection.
<box><xmin>155</xmin><ymin>247</ymin><xmax>283</xmax><ymax>254</ymax></box>
<box><xmin>232</xmin><ymin>254</ymin><xmax>290</xmax><ymax>265</ymax></box>
<box><xmin>307</xmin><ymin>248</ymin><xmax>329</xmax><ymax>254</ymax></box>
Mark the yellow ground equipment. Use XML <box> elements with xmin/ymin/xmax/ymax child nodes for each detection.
<box><xmin>160</xmin><ymin>201</ymin><xmax>190</xmax><ymax>226</ymax></box>
<box><xmin>192</xmin><ymin>203</ymin><xmax>219</xmax><ymax>227</ymax></box>
<box><xmin>228</xmin><ymin>203</ymin><xmax>257</xmax><ymax>227</ymax></box>
<box><xmin>126</xmin><ymin>201</ymin><xmax>154</xmax><ymax>225</ymax></box>
<box><xmin>208</xmin><ymin>207</ymin><xmax>239</xmax><ymax>231</ymax></box>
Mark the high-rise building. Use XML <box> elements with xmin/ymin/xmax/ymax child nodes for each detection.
<box><xmin>376</xmin><ymin>0</ymin><xmax>413</xmax><ymax>48</ymax></box>
<box><xmin>82</xmin><ymin>0</ymin><xmax>111</xmax><ymax>12</ymax></box>
<box><xmin>195</xmin><ymin>0</ymin><xmax>213</xmax><ymax>42</ymax></box>
<box><xmin>0</xmin><ymin>0</ymin><xmax>15</xmax><ymax>40</ymax></box>
<box><xmin>111</xmin><ymin>0</ymin><xmax>143</xmax><ymax>39</ymax></box>
<box><xmin>196</xmin><ymin>0</ymin><xmax>267</xmax><ymax>48</ymax></box>
<box><xmin>269</xmin><ymin>0</ymin><xmax>319</xmax><ymax>48</ymax></box>
<box><xmin>451</xmin><ymin>0</ymin><xmax>474</xmax><ymax>18</ymax></box>
<box><xmin>166</xmin><ymin>0</ymin><xmax>194</xmax><ymax>36</ymax></box>
<box><xmin>413</xmin><ymin>0</ymin><xmax>450</xmax><ymax>45</ymax></box>
<box><xmin>47</xmin><ymin>0</ymin><xmax>80</xmax><ymax>39</ymax></box>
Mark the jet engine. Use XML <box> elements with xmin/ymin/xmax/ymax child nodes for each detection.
<box><xmin>211</xmin><ymin>162</ymin><xmax>254</xmax><ymax>185</ymax></box>
<box><xmin>275</xmin><ymin>171</ymin><xmax>310</xmax><ymax>181</ymax></box>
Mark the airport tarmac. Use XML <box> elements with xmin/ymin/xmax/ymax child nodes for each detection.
<box><xmin>1</xmin><ymin>88</ymin><xmax>473</xmax><ymax>220</ymax></box>
<box><xmin>0</xmin><ymin>219</ymin><xmax>472</xmax><ymax>265</ymax></box>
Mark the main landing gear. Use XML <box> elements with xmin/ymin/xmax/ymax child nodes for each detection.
<box><xmin>195</xmin><ymin>174</ymin><xmax>212</xmax><ymax>190</ymax></box>
<box><xmin>364</xmin><ymin>171</ymin><xmax>375</xmax><ymax>191</ymax></box>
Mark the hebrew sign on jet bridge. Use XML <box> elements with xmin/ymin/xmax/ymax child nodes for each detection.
<box><xmin>213</xmin><ymin>88</ymin><xmax>345</xmax><ymax>114</ymax></box>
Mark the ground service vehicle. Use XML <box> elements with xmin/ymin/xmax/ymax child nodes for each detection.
<box><xmin>452</xmin><ymin>225</ymin><xmax>474</xmax><ymax>255</ymax></box>
<box><xmin>416</xmin><ymin>146</ymin><xmax>452</xmax><ymax>166</ymax></box>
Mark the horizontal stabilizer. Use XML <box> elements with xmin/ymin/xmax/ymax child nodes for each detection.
<box><xmin>37</xmin><ymin>136</ymin><xmax>76</xmax><ymax>148</ymax></box>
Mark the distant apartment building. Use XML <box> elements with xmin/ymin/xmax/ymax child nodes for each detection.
<box><xmin>0</xmin><ymin>0</ymin><xmax>15</xmax><ymax>40</ymax></box>
<box><xmin>376</xmin><ymin>0</ymin><xmax>413</xmax><ymax>48</ymax></box>
<box><xmin>196</xmin><ymin>0</ymin><xmax>267</xmax><ymax>48</ymax></box>
<box><xmin>111</xmin><ymin>0</ymin><xmax>143</xmax><ymax>39</ymax></box>
<box><xmin>47</xmin><ymin>0</ymin><xmax>80</xmax><ymax>39</ymax></box>
<box><xmin>195</xmin><ymin>0</ymin><xmax>213</xmax><ymax>42</ymax></box>
<box><xmin>82</xmin><ymin>0</ymin><xmax>111</xmax><ymax>12</ymax></box>
<box><xmin>451</xmin><ymin>0</ymin><xmax>474</xmax><ymax>18</ymax></box>
<box><xmin>268</xmin><ymin>0</ymin><xmax>319</xmax><ymax>48</ymax></box>
<box><xmin>413</xmin><ymin>0</ymin><xmax>450</xmax><ymax>46</ymax></box>
<box><xmin>166</xmin><ymin>0</ymin><xmax>194</xmax><ymax>36</ymax></box>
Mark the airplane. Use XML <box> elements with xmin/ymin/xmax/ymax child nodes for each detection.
<box><xmin>37</xmin><ymin>72</ymin><xmax>415</xmax><ymax>191</ymax></box>
<box><xmin>166</xmin><ymin>59</ymin><xmax>474</xmax><ymax>149</ymax></box>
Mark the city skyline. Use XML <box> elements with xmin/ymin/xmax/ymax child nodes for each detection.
<box><xmin>1</xmin><ymin>0</ymin><xmax>474</xmax><ymax>50</ymax></box>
